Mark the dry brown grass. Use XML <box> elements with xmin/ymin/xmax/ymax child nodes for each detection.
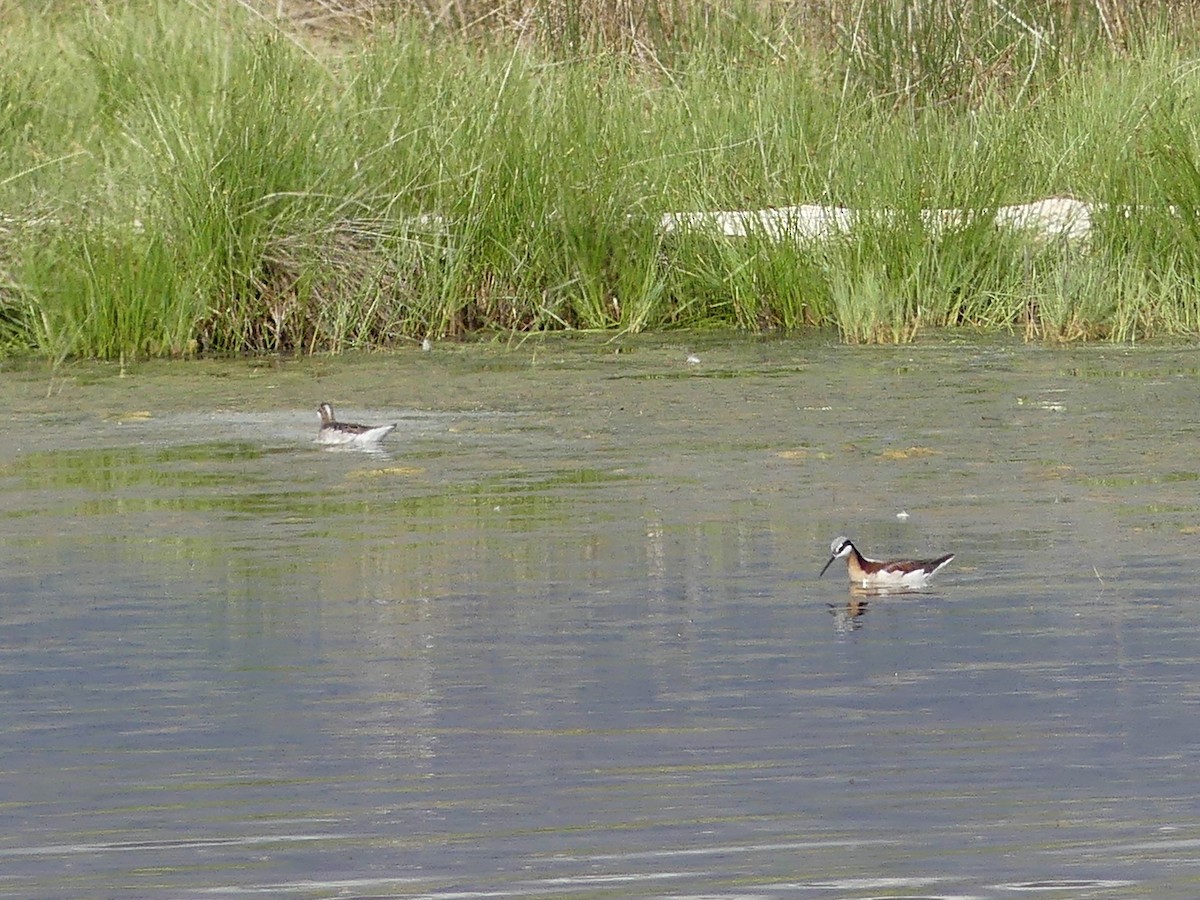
<box><xmin>247</xmin><ymin>0</ymin><xmax>1200</xmax><ymax>48</ymax></box>
<box><xmin>238</xmin><ymin>0</ymin><xmax>1200</xmax><ymax>111</ymax></box>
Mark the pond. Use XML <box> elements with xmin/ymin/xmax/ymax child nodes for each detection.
<box><xmin>2</xmin><ymin>334</ymin><xmax>1199</xmax><ymax>898</ymax></box>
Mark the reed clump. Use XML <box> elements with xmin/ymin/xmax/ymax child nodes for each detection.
<box><xmin>4</xmin><ymin>0</ymin><xmax>1200</xmax><ymax>358</ymax></box>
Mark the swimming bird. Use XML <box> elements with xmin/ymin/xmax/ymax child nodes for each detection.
<box><xmin>819</xmin><ymin>535</ymin><xmax>954</xmax><ymax>590</ymax></box>
<box><xmin>316</xmin><ymin>402</ymin><xmax>396</xmax><ymax>447</ymax></box>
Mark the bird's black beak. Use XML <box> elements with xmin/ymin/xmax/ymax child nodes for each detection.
<box><xmin>818</xmin><ymin>555</ymin><xmax>836</xmax><ymax>578</ymax></box>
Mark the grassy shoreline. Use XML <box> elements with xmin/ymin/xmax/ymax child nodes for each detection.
<box><xmin>4</xmin><ymin>1</ymin><xmax>1200</xmax><ymax>359</ymax></box>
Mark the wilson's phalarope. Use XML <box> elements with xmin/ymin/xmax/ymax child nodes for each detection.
<box><xmin>316</xmin><ymin>402</ymin><xmax>396</xmax><ymax>447</ymax></box>
<box><xmin>819</xmin><ymin>535</ymin><xmax>954</xmax><ymax>590</ymax></box>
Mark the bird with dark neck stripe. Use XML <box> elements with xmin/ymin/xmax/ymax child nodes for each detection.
<box><xmin>316</xmin><ymin>403</ymin><xmax>396</xmax><ymax>447</ymax></box>
<box><xmin>820</xmin><ymin>536</ymin><xmax>954</xmax><ymax>590</ymax></box>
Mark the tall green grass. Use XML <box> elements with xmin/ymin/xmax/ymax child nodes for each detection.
<box><xmin>5</xmin><ymin>0</ymin><xmax>1200</xmax><ymax>358</ymax></box>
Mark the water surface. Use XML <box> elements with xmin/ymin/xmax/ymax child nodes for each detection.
<box><xmin>2</xmin><ymin>335</ymin><xmax>1200</xmax><ymax>898</ymax></box>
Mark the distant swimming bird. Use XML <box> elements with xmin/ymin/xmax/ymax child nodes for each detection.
<box><xmin>819</xmin><ymin>535</ymin><xmax>954</xmax><ymax>590</ymax></box>
<box><xmin>316</xmin><ymin>402</ymin><xmax>396</xmax><ymax>447</ymax></box>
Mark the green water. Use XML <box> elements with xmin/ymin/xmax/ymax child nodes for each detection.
<box><xmin>2</xmin><ymin>335</ymin><xmax>1199</xmax><ymax>897</ymax></box>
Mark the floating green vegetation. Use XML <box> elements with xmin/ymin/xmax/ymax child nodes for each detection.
<box><xmin>4</xmin><ymin>1</ymin><xmax>1200</xmax><ymax>356</ymax></box>
<box><xmin>3</xmin><ymin>444</ymin><xmax>267</xmax><ymax>492</ymax></box>
<box><xmin>1085</xmin><ymin>471</ymin><xmax>1200</xmax><ymax>488</ymax></box>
